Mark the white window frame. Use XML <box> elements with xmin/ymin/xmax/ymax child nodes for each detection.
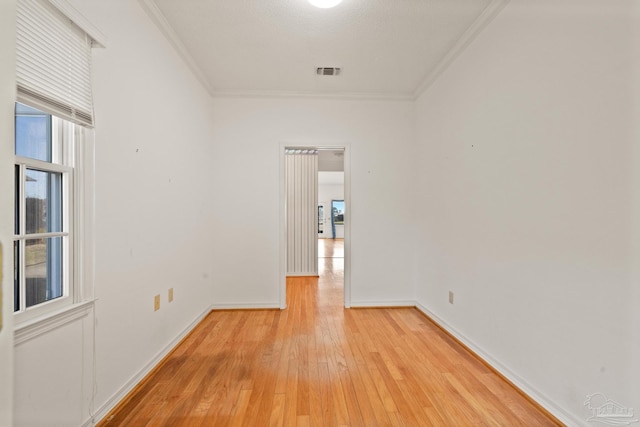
<box><xmin>14</xmin><ymin>106</ymin><xmax>95</xmax><ymax>335</ymax></box>
<box><xmin>13</xmin><ymin>0</ymin><xmax>101</xmax><ymax>341</ymax></box>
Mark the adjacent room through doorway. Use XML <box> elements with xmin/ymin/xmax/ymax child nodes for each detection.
<box><xmin>283</xmin><ymin>146</ymin><xmax>347</xmax><ymax>307</ymax></box>
<box><xmin>317</xmin><ymin>155</ymin><xmax>345</xmax><ymax>299</ymax></box>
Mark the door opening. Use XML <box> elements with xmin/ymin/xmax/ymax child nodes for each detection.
<box><xmin>280</xmin><ymin>144</ymin><xmax>350</xmax><ymax>309</ymax></box>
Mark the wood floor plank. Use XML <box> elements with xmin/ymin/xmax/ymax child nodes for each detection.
<box><xmin>318</xmin><ymin>362</ymin><xmax>337</xmax><ymax>426</ymax></box>
<box><xmin>99</xmin><ymin>239</ymin><xmax>563</xmax><ymax>427</ymax></box>
<box><xmin>269</xmin><ymin>393</ymin><xmax>286</xmax><ymax>427</ymax></box>
<box><xmin>328</xmin><ymin>357</ymin><xmax>351</xmax><ymax>426</ymax></box>
<box><xmin>228</xmin><ymin>388</ymin><xmax>253</xmax><ymax>427</ymax></box>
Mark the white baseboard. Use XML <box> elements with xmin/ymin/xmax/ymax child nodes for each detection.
<box><xmin>83</xmin><ymin>300</ymin><xmax>581</xmax><ymax>426</ymax></box>
<box><xmin>85</xmin><ymin>307</ymin><xmax>212</xmax><ymax>426</ymax></box>
<box><xmin>210</xmin><ymin>302</ymin><xmax>281</xmax><ymax>310</ymax></box>
<box><xmin>414</xmin><ymin>302</ymin><xmax>583</xmax><ymax>426</ymax></box>
<box><xmin>350</xmin><ymin>300</ymin><xmax>416</xmax><ymax>308</ymax></box>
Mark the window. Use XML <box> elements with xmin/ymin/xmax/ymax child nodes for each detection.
<box><xmin>14</xmin><ymin>102</ymin><xmax>79</xmax><ymax>317</ymax></box>
<box><xmin>332</xmin><ymin>200</ymin><xmax>345</xmax><ymax>225</ymax></box>
<box><xmin>12</xmin><ymin>0</ymin><xmax>100</xmax><ymax>335</ymax></box>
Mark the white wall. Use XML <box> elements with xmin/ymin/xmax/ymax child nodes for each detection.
<box><xmin>318</xmin><ymin>172</ymin><xmax>345</xmax><ymax>239</ymax></box>
<box><xmin>0</xmin><ymin>1</ymin><xmax>16</xmax><ymax>425</ymax></box>
<box><xmin>11</xmin><ymin>1</ymin><xmax>636</xmax><ymax>424</ymax></box>
<box><xmin>414</xmin><ymin>0</ymin><xmax>640</xmax><ymax>424</ymax></box>
<box><xmin>8</xmin><ymin>2</ymin><xmax>413</xmax><ymax>422</ymax></box>
<box><xmin>210</xmin><ymin>97</ymin><xmax>416</xmax><ymax>307</ymax></box>
<box><xmin>15</xmin><ymin>316</ymin><xmax>94</xmax><ymax>426</ymax></box>
<box><xmin>88</xmin><ymin>0</ymin><xmax>217</xmax><ymax>418</ymax></box>
<box><xmin>12</xmin><ymin>0</ymin><xmax>218</xmax><ymax>424</ymax></box>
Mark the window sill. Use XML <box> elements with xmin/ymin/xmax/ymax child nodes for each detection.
<box><xmin>14</xmin><ymin>299</ymin><xmax>96</xmax><ymax>346</ymax></box>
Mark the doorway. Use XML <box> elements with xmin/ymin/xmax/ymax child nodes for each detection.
<box><xmin>280</xmin><ymin>144</ymin><xmax>350</xmax><ymax>309</ymax></box>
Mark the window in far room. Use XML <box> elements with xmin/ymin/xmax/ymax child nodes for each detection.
<box><xmin>332</xmin><ymin>199</ymin><xmax>345</xmax><ymax>225</ymax></box>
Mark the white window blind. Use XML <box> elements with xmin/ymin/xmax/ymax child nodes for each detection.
<box><xmin>16</xmin><ymin>0</ymin><xmax>95</xmax><ymax>127</ymax></box>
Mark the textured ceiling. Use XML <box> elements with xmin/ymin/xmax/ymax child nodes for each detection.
<box><xmin>150</xmin><ymin>0</ymin><xmax>496</xmax><ymax>98</ymax></box>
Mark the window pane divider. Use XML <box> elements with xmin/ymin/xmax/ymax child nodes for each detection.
<box><xmin>14</xmin><ymin>232</ymin><xmax>69</xmax><ymax>240</ymax></box>
<box><xmin>15</xmin><ymin>155</ymin><xmax>72</xmax><ymax>174</ymax></box>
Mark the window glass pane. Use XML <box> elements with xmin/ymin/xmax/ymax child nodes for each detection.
<box><xmin>15</xmin><ymin>165</ymin><xmax>20</xmax><ymax>235</ymax></box>
<box><xmin>25</xmin><ymin>237</ymin><xmax>63</xmax><ymax>308</ymax></box>
<box><xmin>332</xmin><ymin>200</ymin><xmax>345</xmax><ymax>225</ymax></box>
<box><xmin>15</xmin><ymin>103</ymin><xmax>51</xmax><ymax>162</ymax></box>
<box><xmin>14</xmin><ymin>241</ymin><xmax>20</xmax><ymax>312</ymax></box>
<box><xmin>25</xmin><ymin>169</ymin><xmax>63</xmax><ymax>234</ymax></box>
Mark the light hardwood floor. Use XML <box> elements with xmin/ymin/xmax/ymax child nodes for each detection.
<box><xmin>100</xmin><ymin>239</ymin><xmax>561</xmax><ymax>426</ymax></box>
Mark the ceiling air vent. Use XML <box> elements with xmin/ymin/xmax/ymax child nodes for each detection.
<box><xmin>316</xmin><ymin>67</ymin><xmax>341</xmax><ymax>76</ymax></box>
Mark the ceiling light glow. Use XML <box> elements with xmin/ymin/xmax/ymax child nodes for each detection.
<box><xmin>308</xmin><ymin>0</ymin><xmax>343</xmax><ymax>8</ymax></box>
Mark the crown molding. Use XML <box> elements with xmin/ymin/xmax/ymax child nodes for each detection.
<box><xmin>139</xmin><ymin>0</ymin><xmax>508</xmax><ymax>102</ymax></box>
<box><xmin>210</xmin><ymin>89</ymin><xmax>414</xmax><ymax>102</ymax></box>
<box><xmin>413</xmin><ymin>0</ymin><xmax>510</xmax><ymax>99</ymax></box>
<box><xmin>48</xmin><ymin>0</ymin><xmax>107</xmax><ymax>47</ymax></box>
<box><xmin>138</xmin><ymin>0</ymin><xmax>214</xmax><ymax>95</ymax></box>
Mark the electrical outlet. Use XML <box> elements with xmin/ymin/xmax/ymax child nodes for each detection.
<box><xmin>154</xmin><ymin>295</ymin><xmax>160</xmax><ymax>311</ymax></box>
<box><xmin>168</xmin><ymin>288</ymin><xmax>174</xmax><ymax>302</ymax></box>
<box><xmin>449</xmin><ymin>291</ymin><xmax>454</xmax><ymax>305</ymax></box>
